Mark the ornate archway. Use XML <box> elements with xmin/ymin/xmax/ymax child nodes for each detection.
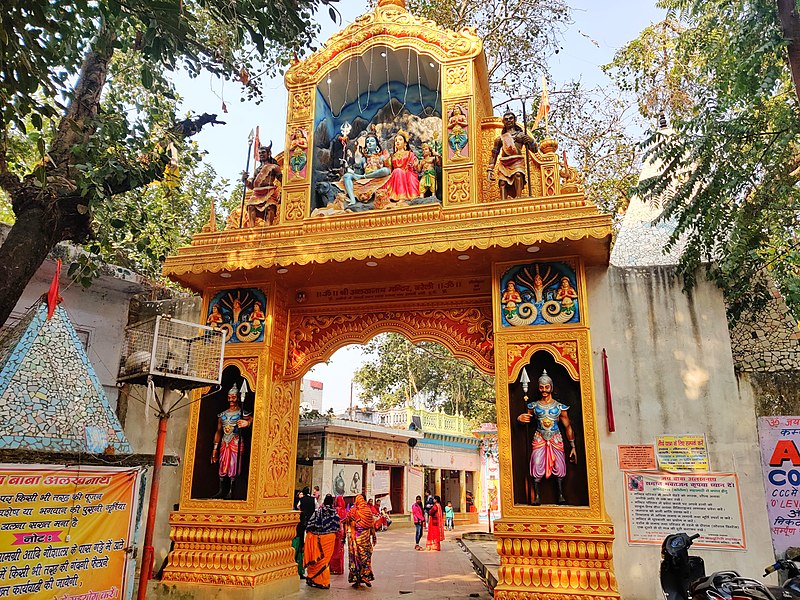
<box><xmin>160</xmin><ymin>0</ymin><xmax>618</xmax><ymax>598</ymax></box>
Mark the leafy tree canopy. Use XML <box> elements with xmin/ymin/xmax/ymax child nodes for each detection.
<box><xmin>606</xmin><ymin>0</ymin><xmax>800</xmax><ymax>318</ymax></box>
<box><xmin>353</xmin><ymin>333</ymin><xmax>496</xmax><ymax>424</ymax></box>
<box><xmin>0</xmin><ymin>0</ymin><xmax>339</xmax><ymax>325</ymax></box>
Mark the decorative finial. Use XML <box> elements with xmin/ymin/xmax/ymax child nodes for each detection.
<box><xmin>378</xmin><ymin>0</ymin><xmax>407</xmax><ymax>9</ymax></box>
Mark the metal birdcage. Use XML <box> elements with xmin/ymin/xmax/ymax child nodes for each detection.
<box><xmin>117</xmin><ymin>315</ymin><xmax>225</xmax><ymax>390</ymax></box>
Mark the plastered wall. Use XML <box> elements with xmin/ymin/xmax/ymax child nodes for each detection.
<box><xmin>586</xmin><ymin>265</ymin><xmax>775</xmax><ymax>599</ymax></box>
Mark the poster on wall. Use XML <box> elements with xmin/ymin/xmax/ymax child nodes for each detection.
<box><xmin>757</xmin><ymin>416</ymin><xmax>800</xmax><ymax>557</ymax></box>
<box><xmin>623</xmin><ymin>471</ymin><xmax>745</xmax><ymax>549</ymax></box>
<box><xmin>0</xmin><ymin>464</ymin><xmax>142</xmax><ymax>599</ymax></box>
<box><xmin>372</xmin><ymin>470</ymin><xmax>390</xmax><ymax>496</ymax></box>
<box><xmin>655</xmin><ymin>435</ymin><xmax>709</xmax><ymax>472</ymax></box>
<box><xmin>332</xmin><ymin>463</ymin><xmax>363</xmax><ymax>497</ymax></box>
<box><xmin>617</xmin><ymin>445</ymin><xmax>657</xmax><ymax>470</ymax></box>
<box><xmin>407</xmin><ymin>467</ymin><xmax>424</xmax><ymax>509</ymax></box>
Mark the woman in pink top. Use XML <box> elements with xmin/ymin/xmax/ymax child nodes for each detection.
<box><xmin>411</xmin><ymin>495</ymin><xmax>425</xmax><ymax>550</ymax></box>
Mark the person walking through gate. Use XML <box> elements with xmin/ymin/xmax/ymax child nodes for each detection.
<box><xmin>303</xmin><ymin>494</ymin><xmax>341</xmax><ymax>589</ymax></box>
<box><xmin>426</xmin><ymin>496</ymin><xmax>445</xmax><ymax>551</ymax></box>
<box><xmin>330</xmin><ymin>495</ymin><xmax>347</xmax><ymax>575</ymax></box>
<box><xmin>344</xmin><ymin>494</ymin><xmax>377</xmax><ymax>588</ymax></box>
<box><xmin>412</xmin><ymin>495</ymin><xmax>425</xmax><ymax>550</ymax></box>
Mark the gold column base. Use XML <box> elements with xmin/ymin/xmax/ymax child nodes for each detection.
<box><xmin>161</xmin><ymin>510</ymin><xmax>299</xmax><ymax>588</ymax></box>
<box><xmin>493</xmin><ymin>519</ymin><xmax>620</xmax><ymax>600</ymax></box>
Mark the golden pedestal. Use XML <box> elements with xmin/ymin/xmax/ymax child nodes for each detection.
<box><xmin>161</xmin><ymin>510</ymin><xmax>299</xmax><ymax>593</ymax></box>
<box><xmin>493</xmin><ymin>520</ymin><xmax>619</xmax><ymax>600</ymax></box>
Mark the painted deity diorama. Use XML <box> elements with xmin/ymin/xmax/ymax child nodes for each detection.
<box><xmin>499</xmin><ymin>261</ymin><xmax>580</xmax><ymax>327</ymax></box>
<box><xmin>206</xmin><ymin>288</ymin><xmax>268</xmax><ymax>343</ymax></box>
<box><xmin>310</xmin><ymin>48</ymin><xmax>445</xmax><ymax>216</ymax></box>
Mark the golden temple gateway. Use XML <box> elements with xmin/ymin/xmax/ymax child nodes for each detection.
<box><xmin>161</xmin><ymin>1</ymin><xmax>620</xmax><ymax>598</ymax></box>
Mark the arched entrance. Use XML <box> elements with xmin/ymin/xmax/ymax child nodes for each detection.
<box><xmin>160</xmin><ymin>1</ymin><xmax>619</xmax><ymax>598</ymax></box>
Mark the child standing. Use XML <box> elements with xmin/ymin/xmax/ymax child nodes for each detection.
<box><xmin>444</xmin><ymin>501</ymin><xmax>455</xmax><ymax>531</ymax></box>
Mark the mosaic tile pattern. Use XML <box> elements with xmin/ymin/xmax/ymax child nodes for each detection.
<box><xmin>610</xmin><ymin>148</ymin><xmax>687</xmax><ymax>267</ymax></box>
<box><xmin>729</xmin><ymin>282</ymin><xmax>800</xmax><ymax>373</ymax></box>
<box><xmin>0</xmin><ymin>302</ymin><xmax>131</xmax><ymax>453</ymax></box>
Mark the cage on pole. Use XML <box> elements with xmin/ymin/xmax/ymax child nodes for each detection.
<box><xmin>117</xmin><ymin>315</ymin><xmax>225</xmax><ymax>600</ymax></box>
<box><xmin>118</xmin><ymin>315</ymin><xmax>225</xmax><ymax>390</ymax></box>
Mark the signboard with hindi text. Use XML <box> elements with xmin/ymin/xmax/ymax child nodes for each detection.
<box><xmin>655</xmin><ymin>435</ymin><xmax>710</xmax><ymax>472</ymax></box>
<box><xmin>757</xmin><ymin>416</ymin><xmax>800</xmax><ymax>557</ymax></box>
<box><xmin>617</xmin><ymin>445</ymin><xmax>657</xmax><ymax>471</ymax></box>
<box><xmin>0</xmin><ymin>464</ymin><xmax>142</xmax><ymax>600</ymax></box>
<box><xmin>623</xmin><ymin>471</ymin><xmax>745</xmax><ymax>549</ymax></box>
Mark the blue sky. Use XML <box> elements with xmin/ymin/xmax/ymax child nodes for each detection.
<box><xmin>173</xmin><ymin>0</ymin><xmax>665</xmax><ymax>412</ymax></box>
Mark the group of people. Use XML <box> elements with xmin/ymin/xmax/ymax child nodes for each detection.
<box><xmin>291</xmin><ymin>486</ymin><xmax>463</xmax><ymax>590</ymax></box>
<box><xmin>292</xmin><ymin>487</ymin><xmax>392</xmax><ymax>590</ymax></box>
<box><xmin>411</xmin><ymin>491</ymin><xmax>455</xmax><ymax>552</ymax></box>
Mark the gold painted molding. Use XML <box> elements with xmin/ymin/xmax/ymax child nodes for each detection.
<box><xmin>285</xmin><ymin>3</ymin><xmax>482</xmax><ymax>89</ymax></box>
<box><xmin>286</xmin><ymin>299</ymin><xmax>494</xmax><ymax>379</ymax></box>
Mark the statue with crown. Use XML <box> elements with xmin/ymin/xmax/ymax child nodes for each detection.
<box><xmin>210</xmin><ymin>382</ymin><xmax>252</xmax><ymax>500</ymax></box>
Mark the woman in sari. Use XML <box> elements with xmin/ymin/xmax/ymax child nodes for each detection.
<box><xmin>330</xmin><ymin>495</ymin><xmax>347</xmax><ymax>575</ymax></box>
<box><xmin>344</xmin><ymin>494</ymin><xmax>377</xmax><ymax>588</ymax></box>
<box><xmin>426</xmin><ymin>495</ymin><xmax>445</xmax><ymax>551</ymax></box>
<box><xmin>303</xmin><ymin>494</ymin><xmax>341</xmax><ymax>589</ymax></box>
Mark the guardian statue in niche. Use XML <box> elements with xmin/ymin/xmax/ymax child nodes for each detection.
<box><xmin>211</xmin><ymin>383</ymin><xmax>253</xmax><ymax>499</ymax></box>
<box><xmin>517</xmin><ymin>369</ymin><xmax>577</xmax><ymax>505</ymax></box>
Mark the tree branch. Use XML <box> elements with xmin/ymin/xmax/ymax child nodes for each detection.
<box><xmin>776</xmin><ymin>0</ymin><xmax>800</xmax><ymax>110</ymax></box>
<box><xmin>49</xmin><ymin>26</ymin><xmax>116</xmax><ymax>168</ymax></box>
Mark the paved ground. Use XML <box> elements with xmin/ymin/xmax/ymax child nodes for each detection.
<box><xmin>287</xmin><ymin>523</ymin><xmax>493</xmax><ymax>599</ymax></box>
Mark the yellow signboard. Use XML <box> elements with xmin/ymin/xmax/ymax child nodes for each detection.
<box><xmin>0</xmin><ymin>464</ymin><xmax>141</xmax><ymax>599</ymax></box>
<box><xmin>655</xmin><ymin>435</ymin><xmax>710</xmax><ymax>472</ymax></box>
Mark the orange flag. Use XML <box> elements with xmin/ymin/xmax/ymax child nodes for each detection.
<box><xmin>46</xmin><ymin>258</ymin><xmax>62</xmax><ymax>319</ymax></box>
<box><xmin>253</xmin><ymin>126</ymin><xmax>260</xmax><ymax>158</ymax></box>
<box><xmin>533</xmin><ymin>76</ymin><xmax>550</xmax><ymax>129</ymax></box>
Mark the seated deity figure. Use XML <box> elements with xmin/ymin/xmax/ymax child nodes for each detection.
<box><xmin>487</xmin><ymin>111</ymin><xmax>538</xmax><ymax>200</ymax></box>
<box><xmin>381</xmin><ymin>130</ymin><xmax>420</xmax><ymax>201</ymax></box>
<box><xmin>343</xmin><ymin>129</ymin><xmax>391</xmax><ymax>205</ymax></box>
<box><xmin>516</xmin><ymin>370</ymin><xmax>577</xmax><ymax>505</ymax></box>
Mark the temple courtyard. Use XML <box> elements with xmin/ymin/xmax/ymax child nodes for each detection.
<box><xmin>288</xmin><ymin>523</ymin><xmax>493</xmax><ymax>599</ymax></box>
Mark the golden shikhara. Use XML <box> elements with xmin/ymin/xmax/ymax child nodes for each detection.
<box><xmin>161</xmin><ymin>1</ymin><xmax>617</xmax><ymax>599</ymax></box>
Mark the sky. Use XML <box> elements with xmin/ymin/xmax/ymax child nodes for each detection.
<box><xmin>173</xmin><ymin>0</ymin><xmax>665</xmax><ymax>413</ymax></box>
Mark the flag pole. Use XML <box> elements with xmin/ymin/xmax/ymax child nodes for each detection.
<box><xmin>239</xmin><ymin>129</ymin><xmax>256</xmax><ymax>228</ymax></box>
<box><xmin>521</xmin><ymin>98</ymin><xmax>532</xmax><ymax>197</ymax></box>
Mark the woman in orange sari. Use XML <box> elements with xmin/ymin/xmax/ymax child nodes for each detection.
<box><xmin>330</xmin><ymin>495</ymin><xmax>347</xmax><ymax>575</ymax></box>
<box><xmin>344</xmin><ymin>494</ymin><xmax>377</xmax><ymax>588</ymax></box>
<box><xmin>303</xmin><ymin>494</ymin><xmax>341</xmax><ymax>589</ymax></box>
<box><xmin>426</xmin><ymin>495</ymin><xmax>445</xmax><ymax>551</ymax></box>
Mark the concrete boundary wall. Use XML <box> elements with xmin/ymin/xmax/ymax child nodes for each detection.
<box><xmin>586</xmin><ymin>265</ymin><xmax>774</xmax><ymax>599</ymax></box>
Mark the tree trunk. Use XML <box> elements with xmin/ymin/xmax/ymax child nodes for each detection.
<box><xmin>0</xmin><ymin>197</ymin><xmax>61</xmax><ymax>326</ymax></box>
<box><xmin>777</xmin><ymin>0</ymin><xmax>800</xmax><ymax>107</ymax></box>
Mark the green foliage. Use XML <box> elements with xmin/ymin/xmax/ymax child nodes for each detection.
<box><xmin>608</xmin><ymin>1</ymin><xmax>800</xmax><ymax>318</ymax></box>
<box><xmin>1</xmin><ymin>0</ymin><xmax>340</xmax><ymax>130</ymax></box>
<box><xmin>406</xmin><ymin>0</ymin><xmax>570</xmax><ymax>102</ymax></box>
<box><xmin>547</xmin><ymin>82</ymin><xmax>642</xmax><ymax>217</ymax></box>
<box><xmin>0</xmin><ymin>0</ymin><xmax>339</xmax><ymax>302</ymax></box>
<box><xmin>353</xmin><ymin>333</ymin><xmax>496</xmax><ymax>423</ymax></box>
<box><xmin>604</xmin><ymin>18</ymin><xmax>694</xmax><ymax>121</ymax></box>
<box><xmin>90</xmin><ymin>161</ymin><xmax>231</xmax><ymax>281</ymax></box>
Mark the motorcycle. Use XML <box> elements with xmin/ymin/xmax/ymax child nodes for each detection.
<box><xmin>660</xmin><ymin>532</ymin><xmax>800</xmax><ymax>600</ymax></box>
